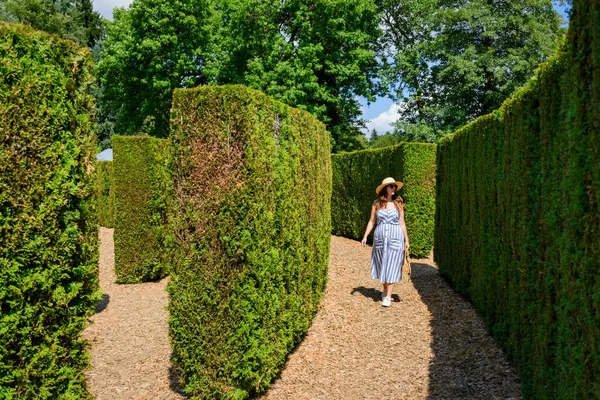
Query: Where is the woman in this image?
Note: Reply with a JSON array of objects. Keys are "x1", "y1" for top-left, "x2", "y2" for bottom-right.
[{"x1": 361, "y1": 177, "x2": 410, "y2": 307}]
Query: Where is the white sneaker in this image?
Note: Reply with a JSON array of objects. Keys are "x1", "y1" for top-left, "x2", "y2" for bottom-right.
[
  {"x1": 381, "y1": 296, "x2": 392, "y2": 307},
  {"x1": 381, "y1": 292, "x2": 386, "y2": 301}
]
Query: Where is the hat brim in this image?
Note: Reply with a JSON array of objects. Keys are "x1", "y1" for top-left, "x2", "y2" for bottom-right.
[{"x1": 376, "y1": 181, "x2": 404, "y2": 195}]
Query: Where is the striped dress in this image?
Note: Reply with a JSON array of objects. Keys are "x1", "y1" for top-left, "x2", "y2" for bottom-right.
[{"x1": 371, "y1": 207, "x2": 405, "y2": 283}]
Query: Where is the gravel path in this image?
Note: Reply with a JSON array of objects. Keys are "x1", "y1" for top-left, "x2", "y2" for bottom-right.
[
  {"x1": 83, "y1": 228, "x2": 184, "y2": 399},
  {"x1": 85, "y1": 229, "x2": 521, "y2": 399}
]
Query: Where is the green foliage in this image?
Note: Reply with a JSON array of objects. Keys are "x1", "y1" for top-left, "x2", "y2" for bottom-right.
[
  {"x1": 368, "y1": 124, "x2": 440, "y2": 148},
  {"x1": 391, "y1": 122, "x2": 440, "y2": 144},
  {"x1": 0, "y1": 22, "x2": 99, "y2": 398},
  {"x1": 214, "y1": 0, "x2": 381, "y2": 152},
  {"x1": 0, "y1": 0, "x2": 105, "y2": 47},
  {"x1": 168, "y1": 85, "x2": 331, "y2": 398},
  {"x1": 96, "y1": 160, "x2": 114, "y2": 228},
  {"x1": 75, "y1": 0, "x2": 105, "y2": 47},
  {"x1": 368, "y1": 131, "x2": 397, "y2": 148},
  {"x1": 91, "y1": 39, "x2": 116, "y2": 151},
  {"x1": 331, "y1": 143, "x2": 436, "y2": 258},
  {"x1": 96, "y1": 0, "x2": 379, "y2": 151},
  {"x1": 378, "y1": 0, "x2": 563, "y2": 134},
  {"x1": 435, "y1": 1, "x2": 599, "y2": 396},
  {"x1": 112, "y1": 136, "x2": 171, "y2": 283},
  {"x1": 96, "y1": 0, "x2": 216, "y2": 138}
]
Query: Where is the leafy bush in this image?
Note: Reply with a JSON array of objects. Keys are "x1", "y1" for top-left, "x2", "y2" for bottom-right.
[
  {"x1": 96, "y1": 160, "x2": 114, "y2": 228},
  {"x1": 331, "y1": 143, "x2": 436, "y2": 258},
  {"x1": 112, "y1": 136, "x2": 171, "y2": 283},
  {"x1": 0, "y1": 22, "x2": 99, "y2": 398},
  {"x1": 435, "y1": 2, "x2": 600, "y2": 397},
  {"x1": 168, "y1": 85, "x2": 332, "y2": 398}
]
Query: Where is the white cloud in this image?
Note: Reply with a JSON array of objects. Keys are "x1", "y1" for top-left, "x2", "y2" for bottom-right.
[
  {"x1": 364, "y1": 103, "x2": 401, "y2": 136},
  {"x1": 95, "y1": 0, "x2": 133, "y2": 20}
]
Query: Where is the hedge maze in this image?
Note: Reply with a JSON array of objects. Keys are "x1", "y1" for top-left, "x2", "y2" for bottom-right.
[
  {"x1": 331, "y1": 143, "x2": 436, "y2": 258},
  {"x1": 435, "y1": 1, "x2": 600, "y2": 398},
  {"x1": 167, "y1": 85, "x2": 332, "y2": 398},
  {"x1": 0, "y1": 23, "x2": 100, "y2": 398},
  {"x1": 5, "y1": 1, "x2": 600, "y2": 397}
]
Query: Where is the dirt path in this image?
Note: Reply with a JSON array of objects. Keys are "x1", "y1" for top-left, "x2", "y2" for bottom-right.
[
  {"x1": 83, "y1": 228, "x2": 184, "y2": 399},
  {"x1": 261, "y1": 237, "x2": 521, "y2": 399},
  {"x1": 85, "y1": 229, "x2": 521, "y2": 399}
]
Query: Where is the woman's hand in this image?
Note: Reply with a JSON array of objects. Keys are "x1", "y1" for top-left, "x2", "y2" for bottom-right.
[
  {"x1": 361, "y1": 237, "x2": 367, "y2": 247},
  {"x1": 405, "y1": 240, "x2": 410, "y2": 251}
]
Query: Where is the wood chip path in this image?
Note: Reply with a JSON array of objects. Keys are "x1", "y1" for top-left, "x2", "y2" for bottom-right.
[{"x1": 85, "y1": 228, "x2": 522, "y2": 399}]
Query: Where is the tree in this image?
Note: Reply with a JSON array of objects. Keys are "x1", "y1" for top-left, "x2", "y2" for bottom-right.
[
  {"x1": 92, "y1": 40, "x2": 115, "y2": 150},
  {"x1": 76, "y1": 0, "x2": 104, "y2": 47},
  {"x1": 369, "y1": 130, "x2": 398, "y2": 148},
  {"x1": 430, "y1": 0, "x2": 563, "y2": 130},
  {"x1": 378, "y1": 0, "x2": 563, "y2": 138},
  {"x1": 213, "y1": 0, "x2": 380, "y2": 152},
  {"x1": 370, "y1": 128, "x2": 379, "y2": 143},
  {"x1": 391, "y1": 122, "x2": 437, "y2": 143},
  {"x1": 97, "y1": 0, "x2": 217, "y2": 138},
  {"x1": 377, "y1": 0, "x2": 436, "y2": 123},
  {"x1": 96, "y1": 0, "x2": 379, "y2": 150},
  {"x1": 0, "y1": 0, "x2": 104, "y2": 47}
]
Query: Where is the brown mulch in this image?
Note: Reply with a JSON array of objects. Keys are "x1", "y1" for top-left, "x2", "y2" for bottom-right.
[
  {"x1": 83, "y1": 228, "x2": 184, "y2": 399},
  {"x1": 85, "y1": 230, "x2": 522, "y2": 399},
  {"x1": 261, "y1": 236, "x2": 522, "y2": 399}
]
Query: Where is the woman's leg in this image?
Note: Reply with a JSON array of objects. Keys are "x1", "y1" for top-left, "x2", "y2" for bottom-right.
[
  {"x1": 385, "y1": 283, "x2": 394, "y2": 298},
  {"x1": 382, "y1": 282, "x2": 388, "y2": 296}
]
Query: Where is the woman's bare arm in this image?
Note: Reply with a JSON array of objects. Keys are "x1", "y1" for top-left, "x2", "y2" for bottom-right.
[
  {"x1": 400, "y1": 207, "x2": 410, "y2": 251},
  {"x1": 361, "y1": 205, "x2": 377, "y2": 246}
]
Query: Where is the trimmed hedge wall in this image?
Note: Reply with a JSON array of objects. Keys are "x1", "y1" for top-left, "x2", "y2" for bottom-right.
[
  {"x1": 168, "y1": 85, "x2": 332, "y2": 398},
  {"x1": 331, "y1": 143, "x2": 436, "y2": 258},
  {"x1": 96, "y1": 160, "x2": 114, "y2": 228},
  {"x1": 0, "y1": 23, "x2": 99, "y2": 398},
  {"x1": 112, "y1": 136, "x2": 171, "y2": 283},
  {"x1": 435, "y1": 1, "x2": 599, "y2": 397}
]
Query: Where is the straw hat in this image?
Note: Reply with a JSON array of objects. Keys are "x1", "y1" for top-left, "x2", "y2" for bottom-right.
[{"x1": 376, "y1": 177, "x2": 404, "y2": 195}]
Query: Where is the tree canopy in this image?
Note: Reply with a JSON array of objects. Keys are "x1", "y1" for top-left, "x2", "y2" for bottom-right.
[
  {"x1": 377, "y1": 0, "x2": 564, "y2": 142},
  {"x1": 97, "y1": 0, "x2": 381, "y2": 151},
  {"x1": 212, "y1": 0, "x2": 381, "y2": 152},
  {"x1": 0, "y1": 0, "x2": 104, "y2": 47},
  {"x1": 95, "y1": 0, "x2": 564, "y2": 151},
  {"x1": 96, "y1": 0, "x2": 217, "y2": 137}
]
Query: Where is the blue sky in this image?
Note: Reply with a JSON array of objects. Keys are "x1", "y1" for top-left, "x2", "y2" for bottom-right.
[{"x1": 93, "y1": 1, "x2": 571, "y2": 137}]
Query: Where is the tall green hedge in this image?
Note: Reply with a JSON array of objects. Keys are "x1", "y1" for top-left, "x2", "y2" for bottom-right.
[
  {"x1": 0, "y1": 23, "x2": 99, "y2": 398},
  {"x1": 96, "y1": 160, "x2": 114, "y2": 228},
  {"x1": 435, "y1": 1, "x2": 599, "y2": 397},
  {"x1": 331, "y1": 143, "x2": 436, "y2": 258},
  {"x1": 112, "y1": 136, "x2": 171, "y2": 283},
  {"x1": 168, "y1": 85, "x2": 332, "y2": 398}
]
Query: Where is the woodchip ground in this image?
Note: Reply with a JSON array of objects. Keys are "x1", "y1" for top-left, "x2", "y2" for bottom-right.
[{"x1": 84, "y1": 228, "x2": 521, "y2": 399}]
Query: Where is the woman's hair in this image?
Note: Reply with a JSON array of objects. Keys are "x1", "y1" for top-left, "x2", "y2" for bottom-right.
[{"x1": 375, "y1": 190, "x2": 404, "y2": 212}]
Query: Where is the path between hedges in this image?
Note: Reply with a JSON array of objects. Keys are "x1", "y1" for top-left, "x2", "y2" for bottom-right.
[{"x1": 85, "y1": 228, "x2": 522, "y2": 399}]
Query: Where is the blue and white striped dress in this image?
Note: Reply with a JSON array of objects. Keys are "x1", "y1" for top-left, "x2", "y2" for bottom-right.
[{"x1": 371, "y1": 207, "x2": 405, "y2": 283}]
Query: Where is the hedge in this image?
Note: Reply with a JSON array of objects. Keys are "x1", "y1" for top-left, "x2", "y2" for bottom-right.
[
  {"x1": 331, "y1": 143, "x2": 436, "y2": 258},
  {"x1": 168, "y1": 85, "x2": 332, "y2": 398},
  {"x1": 434, "y1": 1, "x2": 599, "y2": 397},
  {"x1": 0, "y1": 23, "x2": 99, "y2": 398},
  {"x1": 96, "y1": 160, "x2": 114, "y2": 228},
  {"x1": 112, "y1": 136, "x2": 171, "y2": 283}
]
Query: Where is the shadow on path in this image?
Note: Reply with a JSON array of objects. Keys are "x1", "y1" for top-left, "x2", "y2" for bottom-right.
[
  {"x1": 95, "y1": 293, "x2": 110, "y2": 313},
  {"x1": 410, "y1": 261, "x2": 521, "y2": 399},
  {"x1": 350, "y1": 286, "x2": 401, "y2": 303},
  {"x1": 168, "y1": 355, "x2": 187, "y2": 396}
]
